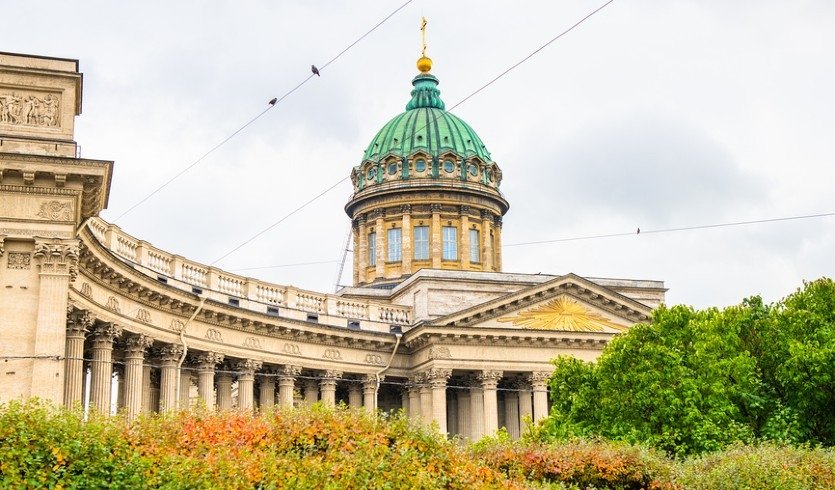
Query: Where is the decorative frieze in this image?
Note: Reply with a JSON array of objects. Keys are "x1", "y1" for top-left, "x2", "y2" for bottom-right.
[
  {"x1": 0, "y1": 91, "x2": 61, "y2": 127},
  {"x1": 428, "y1": 346, "x2": 451, "y2": 360},
  {"x1": 242, "y1": 337, "x2": 262, "y2": 349},
  {"x1": 35, "y1": 200, "x2": 73, "y2": 221},
  {"x1": 322, "y1": 348, "x2": 342, "y2": 360},
  {"x1": 204, "y1": 328, "x2": 223, "y2": 342},
  {"x1": 364, "y1": 353, "x2": 385, "y2": 366},
  {"x1": 6, "y1": 252, "x2": 30, "y2": 269},
  {"x1": 282, "y1": 343, "x2": 301, "y2": 356},
  {"x1": 104, "y1": 296, "x2": 120, "y2": 312}
]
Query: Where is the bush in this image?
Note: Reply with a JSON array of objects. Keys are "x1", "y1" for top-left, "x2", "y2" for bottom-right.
[
  {"x1": 470, "y1": 436, "x2": 679, "y2": 490},
  {"x1": 677, "y1": 443, "x2": 835, "y2": 490}
]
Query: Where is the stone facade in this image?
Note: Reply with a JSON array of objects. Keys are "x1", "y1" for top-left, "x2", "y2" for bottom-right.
[{"x1": 0, "y1": 52, "x2": 665, "y2": 439}]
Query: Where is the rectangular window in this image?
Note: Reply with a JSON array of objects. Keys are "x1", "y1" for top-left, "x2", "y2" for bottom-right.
[
  {"x1": 368, "y1": 232, "x2": 376, "y2": 266},
  {"x1": 469, "y1": 229, "x2": 480, "y2": 263},
  {"x1": 414, "y1": 226, "x2": 429, "y2": 260},
  {"x1": 442, "y1": 226, "x2": 458, "y2": 260},
  {"x1": 387, "y1": 228, "x2": 402, "y2": 261}
]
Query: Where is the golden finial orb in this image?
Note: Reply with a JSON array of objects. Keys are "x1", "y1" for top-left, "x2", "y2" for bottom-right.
[{"x1": 417, "y1": 55, "x2": 432, "y2": 73}]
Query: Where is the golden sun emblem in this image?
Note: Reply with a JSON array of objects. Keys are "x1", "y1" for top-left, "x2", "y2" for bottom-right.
[{"x1": 497, "y1": 296, "x2": 628, "y2": 332}]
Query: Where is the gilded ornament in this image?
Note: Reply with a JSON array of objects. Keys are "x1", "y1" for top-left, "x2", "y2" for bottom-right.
[{"x1": 497, "y1": 296, "x2": 627, "y2": 332}]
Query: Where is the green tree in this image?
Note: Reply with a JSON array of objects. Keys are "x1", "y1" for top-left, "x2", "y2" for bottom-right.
[{"x1": 541, "y1": 279, "x2": 835, "y2": 455}]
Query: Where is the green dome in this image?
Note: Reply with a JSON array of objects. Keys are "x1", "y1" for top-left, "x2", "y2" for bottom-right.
[{"x1": 362, "y1": 74, "x2": 492, "y2": 162}]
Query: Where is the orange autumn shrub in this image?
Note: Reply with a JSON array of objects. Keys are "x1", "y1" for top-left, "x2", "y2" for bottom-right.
[{"x1": 470, "y1": 435, "x2": 679, "y2": 490}]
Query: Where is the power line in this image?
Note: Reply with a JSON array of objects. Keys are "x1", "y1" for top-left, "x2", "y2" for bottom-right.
[
  {"x1": 211, "y1": 176, "x2": 350, "y2": 265},
  {"x1": 504, "y1": 211, "x2": 835, "y2": 248},
  {"x1": 229, "y1": 260, "x2": 340, "y2": 272},
  {"x1": 112, "y1": 0, "x2": 415, "y2": 222}
]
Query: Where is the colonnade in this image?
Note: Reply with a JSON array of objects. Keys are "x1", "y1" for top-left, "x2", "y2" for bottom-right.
[
  {"x1": 64, "y1": 308, "x2": 551, "y2": 439},
  {"x1": 403, "y1": 369, "x2": 551, "y2": 439}
]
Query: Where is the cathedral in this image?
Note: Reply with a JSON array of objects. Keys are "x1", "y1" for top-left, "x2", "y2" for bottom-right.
[{"x1": 0, "y1": 48, "x2": 664, "y2": 439}]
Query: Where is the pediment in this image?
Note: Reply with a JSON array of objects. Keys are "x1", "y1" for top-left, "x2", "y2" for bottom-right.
[{"x1": 427, "y1": 273, "x2": 651, "y2": 332}]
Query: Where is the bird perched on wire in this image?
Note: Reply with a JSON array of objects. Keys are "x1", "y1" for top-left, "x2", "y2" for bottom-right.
[
  {"x1": 637, "y1": 227, "x2": 641, "y2": 234},
  {"x1": 311, "y1": 65, "x2": 320, "y2": 76},
  {"x1": 268, "y1": 97, "x2": 277, "y2": 106}
]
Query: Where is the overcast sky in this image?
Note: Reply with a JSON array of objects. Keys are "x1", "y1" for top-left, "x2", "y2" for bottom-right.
[{"x1": 6, "y1": 1, "x2": 834, "y2": 308}]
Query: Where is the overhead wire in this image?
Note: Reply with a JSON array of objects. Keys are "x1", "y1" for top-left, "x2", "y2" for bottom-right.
[{"x1": 111, "y1": 0, "x2": 415, "y2": 222}]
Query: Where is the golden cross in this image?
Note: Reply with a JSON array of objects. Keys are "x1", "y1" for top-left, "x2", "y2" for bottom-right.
[{"x1": 420, "y1": 17, "x2": 428, "y2": 57}]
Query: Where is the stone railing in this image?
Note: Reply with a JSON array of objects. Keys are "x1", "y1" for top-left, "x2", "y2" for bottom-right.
[{"x1": 85, "y1": 217, "x2": 411, "y2": 327}]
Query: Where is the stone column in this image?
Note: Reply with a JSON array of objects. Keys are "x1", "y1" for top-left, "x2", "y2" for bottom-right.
[
  {"x1": 469, "y1": 378, "x2": 485, "y2": 440},
  {"x1": 278, "y1": 365, "x2": 301, "y2": 407},
  {"x1": 481, "y1": 210, "x2": 494, "y2": 271},
  {"x1": 156, "y1": 345, "x2": 184, "y2": 412},
  {"x1": 479, "y1": 370, "x2": 503, "y2": 436},
  {"x1": 123, "y1": 334, "x2": 152, "y2": 421},
  {"x1": 88, "y1": 322, "x2": 122, "y2": 414},
  {"x1": 236, "y1": 360, "x2": 262, "y2": 411},
  {"x1": 179, "y1": 366, "x2": 193, "y2": 409},
  {"x1": 400, "y1": 204, "x2": 412, "y2": 272},
  {"x1": 457, "y1": 392, "x2": 471, "y2": 439},
  {"x1": 400, "y1": 387, "x2": 410, "y2": 415},
  {"x1": 348, "y1": 381, "x2": 362, "y2": 409},
  {"x1": 352, "y1": 220, "x2": 361, "y2": 285},
  {"x1": 148, "y1": 370, "x2": 160, "y2": 413},
  {"x1": 504, "y1": 392, "x2": 520, "y2": 439},
  {"x1": 517, "y1": 381, "x2": 534, "y2": 432},
  {"x1": 142, "y1": 365, "x2": 153, "y2": 412},
  {"x1": 430, "y1": 204, "x2": 442, "y2": 268},
  {"x1": 418, "y1": 374, "x2": 432, "y2": 424},
  {"x1": 193, "y1": 352, "x2": 224, "y2": 409},
  {"x1": 493, "y1": 216, "x2": 503, "y2": 271},
  {"x1": 361, "y1": 374, "x2": 379, "y2": 412},
  {"x1": 303, "y1": 379, "x2": 319, "y2": 405},
  {"x1": 460, "y1": 206, "x2": 471, "y2": 268},
  {"x1": 448, "y1": 393, "x2": 458, "y2": 435},
  {"x1": 407, "y1": 378, "x2": 421, "y2": 420},
  {"x1": 215, "y1": 365, "x2": 234, "y2": 410},
  {"x1": 427, "y1": 368, "x2": 451, "y2": 433},
  {"x1": 319, "y1": 370, "x2": 341, "y2": 407},
  {"x1": 258, "y1": 372, "x2": 276, "y2": 409},
  {"x1": 64, "y1": 310, "x2": 92, "y2": 408},
  {"x1": 530, "y1": 371, "x2": 551, "y2": 422},
  {"x1": 357, "y1": 216, "x2": 368, "y2": 283},
  {"x1": 373, "y1": 208, "x2": 385, "y2": 277},
  {"x1": 31, "y1": 239, "x2": 79, "y2": 402}
]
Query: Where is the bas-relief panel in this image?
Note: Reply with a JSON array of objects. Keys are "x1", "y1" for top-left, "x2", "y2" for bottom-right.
[
  {"x1": 426, "y1": 288, "x2": 504, "y2": 317},
  {"x1": 0, "y1": 193, "x2": 75, "y2": 223},
  {"x1": 0, "y1": 89, "x2": 61, "y2": 128}
]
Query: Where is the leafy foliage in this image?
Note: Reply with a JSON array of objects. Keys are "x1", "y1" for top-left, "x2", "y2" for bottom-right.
[{"x1": 539, "y1": 278, "x2": 835, "y2": 456}]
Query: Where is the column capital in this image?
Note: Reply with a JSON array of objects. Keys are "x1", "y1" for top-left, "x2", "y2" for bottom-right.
[
  {"x1": 430, "y1": 203, "x2": 442, "y2": 213},
  {"x1": 124, "y1": 334, "x2": 153, "y2": 357},
  {"x1": 324, "y1": 369, "x2": 343, "y2": 380},
  {"x1": 426, "y1": 368, "x2": 452, "y2": 388},
  {"x1": 361, "y1": 373, "x2": 381, "y2": 388},
  {"x1": 278, "y1": 364, "x2": 301, "y2": 379},
  {"x1": 67, "y1": 309, "x2": 93, "y2": 336},
  {"x1": 33, "y1": 237, "x2": 80, "y2": 279},
  {"x1": 480, "y1": 209, "x2": 493, "y2": 220},
  {"x1": 478, "y1": 370, "x2": 503, "y2": 389},
  {"x1": 493, "y1": 215, "x2": 503, "y2": 228},
  {"x1": 192, "y1": 351, "x2": 224, "y2": 369},
  {"x1": 528, "y1": 371, "x2": 552, "y2": 390},
  {"x1": 90, "y1": 322, "x2": 122, "y2": 346},
  {"x1": 155, "y1": 344, "x2": 184, "y2": 364},
  {"x1": 371, "y1": 208, "x2": 385, "y2": 220},
  {"x1": 236, "y1": 359, "x2": 263, "y2": 375},
  {"x1": 357, "y1": 214, "x2": 367, "y2": 225},
  {"x1": 400, "y1": 204, "x2": 412, "y2": 214},
  {"x1": 460, "y1": 205, "x2": 470, "y2": 215}
]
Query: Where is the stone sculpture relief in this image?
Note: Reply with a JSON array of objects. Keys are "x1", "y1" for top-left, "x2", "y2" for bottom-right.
[
  {"x1": 35, "y1": 201, "x2": 72, "y2": 221},
  {"x1": 7, "y1": 252, "x2": 30, "y2": 269},
  {"x1": 0, "y1": 92, "x2": 61, "y2": 127}
]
